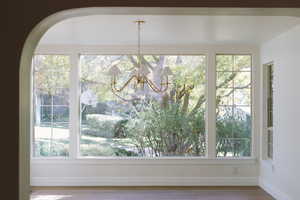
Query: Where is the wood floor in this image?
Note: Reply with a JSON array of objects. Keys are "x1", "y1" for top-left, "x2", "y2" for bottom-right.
[{"x1": 31, "y1": 186, "x2": 274, "y2": 200}]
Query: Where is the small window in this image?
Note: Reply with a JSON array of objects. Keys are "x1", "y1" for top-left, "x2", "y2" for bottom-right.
[
  {"x1": 216, "y1": 55, "x2": 252, "y2": 157},
  {"x1": 266, "y1": 63, "x2": 274, "y2": 159},
  {"x1": 32, "y1": 55, "x2": 71, "y2": 157}
]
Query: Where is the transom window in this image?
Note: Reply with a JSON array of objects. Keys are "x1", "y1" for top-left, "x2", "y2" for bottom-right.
[{"x1": 32, "y1": 53, "x2": 253, "y2": 158}]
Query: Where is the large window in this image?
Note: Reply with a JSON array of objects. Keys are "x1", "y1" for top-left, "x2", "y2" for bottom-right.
[
  {"x1": 33, "y1": 55, "x2": 71, "y2": 157},
  {"x1": 79, "y1": 55, "x2": 206, "y2": 157},
  {"x1": 32, "y1": 51, "x2": 254, "y2": 159},
  {"x1": 216, "y1": 55, "x2": 252, "y2": 157}
]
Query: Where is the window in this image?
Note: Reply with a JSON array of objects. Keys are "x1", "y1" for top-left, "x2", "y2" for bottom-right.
[
  {"x1": 79, "y1": 55, "x2": 207, "y2": 157},
  {"x1": 266, "y1": 63, "x2": 274, "y2": 159},
  {"x1": 216, "y1": 55, "x2": 252, "y2": 157},
  {"x1": 32, "y1": 51, "x2": 255, "y2": 159},
  {"x1": 32, "y1": 55, "x2": 71, "y2": 157}
]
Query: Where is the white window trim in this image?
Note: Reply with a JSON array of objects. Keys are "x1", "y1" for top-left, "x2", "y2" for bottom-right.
[{"x1": 31, "y1": 44, "x2": 259, "y2": 163}]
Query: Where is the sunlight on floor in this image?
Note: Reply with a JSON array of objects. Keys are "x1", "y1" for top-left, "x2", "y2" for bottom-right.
[{"x1": 31, "y1": 195, "x2": 72, "y2": 200}]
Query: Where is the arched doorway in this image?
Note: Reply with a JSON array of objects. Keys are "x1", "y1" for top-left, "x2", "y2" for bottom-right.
[{"x1": 19, "y1": 7, "x2": 300, "y2": 200}]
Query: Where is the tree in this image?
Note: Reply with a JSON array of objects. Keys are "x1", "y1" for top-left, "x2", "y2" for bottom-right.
[
  {"x1": 34, "y1": 55, "x2": 70, "y2": 96},
  {"x1": 33, "y1": 55, "x2": 71, "y2": 123}
]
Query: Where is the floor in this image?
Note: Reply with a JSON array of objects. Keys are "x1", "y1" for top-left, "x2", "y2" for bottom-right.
[{"x1": 31, "y1": 187, "x2": 274, "y2": 200}]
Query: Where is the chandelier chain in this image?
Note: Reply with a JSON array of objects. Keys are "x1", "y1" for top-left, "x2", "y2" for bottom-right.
[{"x1": 137, "y1": 20, "x2": 144, "y2": 69}]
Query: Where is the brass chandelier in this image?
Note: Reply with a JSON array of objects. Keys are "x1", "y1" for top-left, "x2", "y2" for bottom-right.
[{"x1": 108, "y1": 20, "x2": 173, "y2": 100}]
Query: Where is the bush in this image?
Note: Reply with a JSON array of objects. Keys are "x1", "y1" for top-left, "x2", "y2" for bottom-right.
[
  {"x1": 34, "y1": 139, "x2": 69, "y2": 157},
  {"x1": 80, "y1": 144, "x2": 138, "y2": 157},
  {"x1": 84, "y1": 114, "x2": 123, "y2": 138},
  {"x1": 125, "y1": 102, "x2": 206, "y2": 157},
  {"x1": 216, "y1": 107, "x2": 251, "y2": 157}
]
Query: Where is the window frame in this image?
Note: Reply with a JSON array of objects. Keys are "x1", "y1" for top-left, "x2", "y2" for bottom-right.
[{"x1": 31, "y1": 44, "x2": 258, "y2": 163}]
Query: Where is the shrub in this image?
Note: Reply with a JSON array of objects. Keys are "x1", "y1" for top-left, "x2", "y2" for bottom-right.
[
  {"x1": 80, "y1": 144, "x2": 138, "y2": 157},
  {"x1": 34, "y1": 139, "x2": 69, "y2": 157},
  {"x1": 125, "y1": 102, "x2": 206, "y2": 157},
  {"x1": 84, "y1": 114, "x2": 123, "y2": 138}
]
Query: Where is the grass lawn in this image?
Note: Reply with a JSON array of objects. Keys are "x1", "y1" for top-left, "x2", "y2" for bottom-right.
[{"x1": 34, "y1": 125, "x2": 137, "y2": 157}]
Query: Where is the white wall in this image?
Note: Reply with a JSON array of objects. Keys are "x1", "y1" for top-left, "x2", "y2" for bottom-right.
[
  {"x1": 260, "y1": 25, "x2": 300, "y2": 200},
  {"x1": 31, "y1": 159, "x2": 258, "y2": 186}
]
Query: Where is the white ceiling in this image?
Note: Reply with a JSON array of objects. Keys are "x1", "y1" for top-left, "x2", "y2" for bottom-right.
[{"x1": 39, "y1": 15, "x2": 300, "y2": 45}]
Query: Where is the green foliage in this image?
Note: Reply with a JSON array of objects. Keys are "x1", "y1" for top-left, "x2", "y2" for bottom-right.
[
  {"x1": 84, "y1": 114, "x2": 123, "y2": 138},
  {"x1": 125, "y1": 102, "x2": 206, "y2": 156},
  {"x1": 114, "y1": 119, "x2": 129, "y2": 138},
  {"x1": 216, "y1": 107, "x2": 251, "y2": 157},
  {"x1": 80, "y1": 55, "x2": 136, "y2": 102},
  {"x1": 80, "y1": 144, "x2": 138, "y2": 157},
  {"x1": 34, "y1": 55, "x2": 71, "y2": 95},
  {"x1": 34, "y1": 140, "x2": 69, "y2": 157}
]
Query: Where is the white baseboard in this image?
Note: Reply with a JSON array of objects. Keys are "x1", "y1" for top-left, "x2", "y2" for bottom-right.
[
  {"x1": 259, "y1": 178, "x2": 292, "y2": 200},
  {"x1": 31, "y1": 176, "x2": 258, "y2": 187}
]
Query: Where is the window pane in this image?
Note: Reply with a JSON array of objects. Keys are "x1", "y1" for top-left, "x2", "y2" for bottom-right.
[
  {"x1": 216, "y1": 55, "x2": 252, "y2": 157},
  {"x1": 40, "y1": 94, "x2": 52, "y2": 105},
  {"x1": 267, "y1": 64, "x2": 274, "y2": 127},
  {"x1": 33, "y1": 55, "x2": 70, "y2": 157},
  {"x1": 234, "y1": 72, "x2": 251, "y2": 88},
  {"x1": 40, "y1": 106, "x2": 52, "y2": 123},
  {"x1": 234, "y1": 55, "x2": 251, "y2": 71},
  {"x1": 80, "y1": 55, "x2": 206, "y2": 157},
  {"x1": 53, "y1": 106, "x2": 69, "y2": 122},
  {"x1": 217, "y1": 106, "x2": 233, "y2": 121},
  {"x1": 216, "y1": 55, "x2": 233, "y2": 71},
  {"x1": 217, "y1": 88, "x2": 233, "y2": 105},
  {"x1": 217, "y1": 72, "x2": 234, "y2": 88},
  {"x1": 267, "y1": 130, "x2": 273, "y2": 159},
  {"x1": 266, "y1": 63, "x2": 274, "y2": 159},
  {"x1": 234, "y1": 89, "x2": 251, "y2": 106},
  {"x1": 53, "y1": 89, "x2": 70, "y2": 105}
]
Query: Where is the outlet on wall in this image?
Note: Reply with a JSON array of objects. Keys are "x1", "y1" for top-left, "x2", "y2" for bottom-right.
[
  {"x1": 233, "y1": 167, "x2": 239, "y2": 175},
  {"x1": 271, "y1": 164, "x2": 275, "y2": 172}
]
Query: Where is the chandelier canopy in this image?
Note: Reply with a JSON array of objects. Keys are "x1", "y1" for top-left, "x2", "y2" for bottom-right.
[{"x1": 107, "y1": 20, "x2": 173, "y2": 101}]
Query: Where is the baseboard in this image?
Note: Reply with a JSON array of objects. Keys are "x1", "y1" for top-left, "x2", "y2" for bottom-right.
[
  {"x1": 259, "y1": 178, "x2": 292, "y2": 200},
  {"x1": 31, "y1": 176, "x2": 258, "y2": 187}
]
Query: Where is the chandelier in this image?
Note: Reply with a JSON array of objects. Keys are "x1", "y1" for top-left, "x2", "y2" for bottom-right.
[{"x1": 108, "y1": 20, "x2": 173, "y2": 101}]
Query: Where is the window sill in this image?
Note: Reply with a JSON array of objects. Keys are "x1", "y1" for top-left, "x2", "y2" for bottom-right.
[{"x1": 31, "y1": 157, "x2": 257, "y2": 166}]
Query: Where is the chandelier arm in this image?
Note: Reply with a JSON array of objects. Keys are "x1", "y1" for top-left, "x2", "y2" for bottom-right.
[
  {"x1": 160, "y1": 76, "x2": 169, "y2": 92},
  {"x1": 146, "y1": 77, "x2": 168, "y2": 93},
  {"x1": 145, "y1": 78, "x2": 161, "y2": 92},
  {"x1": 146, "y1": 76, "x2": 169, "y2": 93},
  {"x1": 111, "y1": 75, "x2": 137, "y2": 92},
  {"x1": 111, "y1": 87, "x2": 136, "y2": 102}
]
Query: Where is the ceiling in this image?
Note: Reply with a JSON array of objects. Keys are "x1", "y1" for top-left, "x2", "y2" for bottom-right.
[{"x1": 39, "y1": 15, "x2": 300, "y2": 46}]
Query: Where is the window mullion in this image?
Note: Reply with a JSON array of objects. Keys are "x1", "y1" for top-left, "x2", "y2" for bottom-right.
[
  {"x1": 207, "y1": 52, "x2": 217, "y2": 158},
  {"x1": 69, "y1": 52, "x2": 80, "y2": 159}
]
